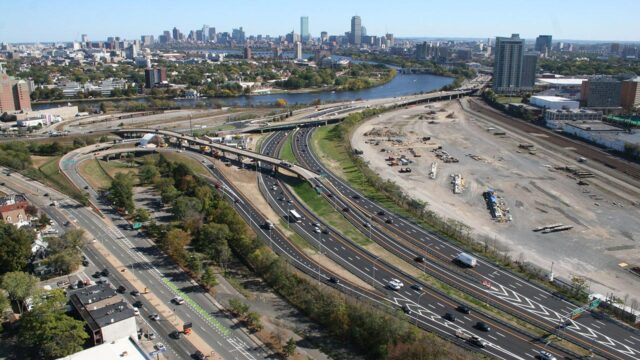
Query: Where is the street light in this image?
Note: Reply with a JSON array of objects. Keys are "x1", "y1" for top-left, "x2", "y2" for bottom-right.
[{"x1": 416, "y1": 292, "x2": 426, "y2": 326}]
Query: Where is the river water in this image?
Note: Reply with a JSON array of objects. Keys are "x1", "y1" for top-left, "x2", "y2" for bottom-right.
[{"x1": 34, "y1": 68, "x2": 453, "y2": 110}]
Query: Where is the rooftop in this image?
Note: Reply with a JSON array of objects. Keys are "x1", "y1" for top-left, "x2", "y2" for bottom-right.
[
  {"x1": 57, "y1": 336, "x2": 147, "y2": 360},
  {"x1": 537, "y1": 78, "x2": 587, "y2": 86},
  {"x1": 530, "y1": 95, "x2": 575, "y2": 102},
  {"x1": 72, "y1": 282, "x2": 117, "y2": 305},
  {"x1": 90, "y1": 300, "x2": 135, "y2": 327},
  {"x1": 566, "y1": 121, "x2": 623, "y2": 132}
]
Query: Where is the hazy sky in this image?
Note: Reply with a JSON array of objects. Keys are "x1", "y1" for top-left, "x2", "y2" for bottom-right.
[{"x1": 2, "y1": 0, "x2": 639, "y2": 43}]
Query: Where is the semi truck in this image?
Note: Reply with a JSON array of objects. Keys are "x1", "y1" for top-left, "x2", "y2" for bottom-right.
[{"x1": 455, "y1": 252, "x2": 478, "y2": 267}]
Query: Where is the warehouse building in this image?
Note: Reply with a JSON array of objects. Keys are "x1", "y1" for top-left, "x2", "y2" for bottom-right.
[{"x1": 530, "y1": 95, "x2": 579, "y2": 110}]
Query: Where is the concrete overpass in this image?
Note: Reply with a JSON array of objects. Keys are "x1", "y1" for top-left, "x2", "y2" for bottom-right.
[{"x1": 114, "y1": 128, "x2": 320, "y2": 180}]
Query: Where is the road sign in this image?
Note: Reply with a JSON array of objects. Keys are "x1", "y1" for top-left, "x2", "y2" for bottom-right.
[{"x1": 589, "y1": 298, "x2": 601, "y2": 310}]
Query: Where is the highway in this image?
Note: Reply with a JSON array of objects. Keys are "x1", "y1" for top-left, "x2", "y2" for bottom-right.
[
  {"x1": 291, "y1": 124, "x2": 640, "y2": 360},
  {"x1": 58, "y1": 148, "x2": 271, "y2": 360},
  {"x1": 256, "y1": 131, "x2": 574, "y2": 360}
]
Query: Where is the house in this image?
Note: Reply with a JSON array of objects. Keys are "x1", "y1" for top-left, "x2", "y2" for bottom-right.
[
  {"x1": 1, "y1": 207, "x2": 29, "y2": 228},
  {"x1": 0, "y1": 194, "x2": 31, "y2": 228}
]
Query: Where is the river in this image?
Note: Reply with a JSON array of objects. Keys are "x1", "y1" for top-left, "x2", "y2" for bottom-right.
[{"x1": 33, "y1": 67, "x2": 453, "y2": 110}]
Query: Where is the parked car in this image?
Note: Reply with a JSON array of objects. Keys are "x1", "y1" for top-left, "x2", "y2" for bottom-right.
[
  {"x1": 131, "y1": 290, "x2": 140, "y2": 296},
  {"x1": 170, "y1": 330, "x2": 181, "y2": 339},
  {"x1": 154, "y1": 343, "x2": 166, "y2": 351},
  {"x1": 117, "y1": 285, "x2": 126, "y2": 294},
  {"x1": 193, "y1": 350, "x2": 205, "y2": 360}
]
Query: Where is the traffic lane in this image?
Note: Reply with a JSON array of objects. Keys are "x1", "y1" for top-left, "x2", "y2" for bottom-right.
[
  {"x1": 69, "y1": 147, "x2": 277, "y2": 359},
  {"x1": 259, "y1": 137, "x2": 546, "y2": 359},
  {"x1": 297, "y1": 128, "x2": 639, "y2": 359}
]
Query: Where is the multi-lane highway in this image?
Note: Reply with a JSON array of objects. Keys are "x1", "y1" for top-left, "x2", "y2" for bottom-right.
[
  {"x1": 57, "y1": 148, "x2": 271, "y2": 360},
  {"x1": 290, "y1": 125, "x2": 640, "y2": 360},
  {"x1": 256, "y1": 131, "x2": 575, "y2": 360}
]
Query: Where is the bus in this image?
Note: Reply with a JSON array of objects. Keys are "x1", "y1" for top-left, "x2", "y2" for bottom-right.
[{"x1": 289, "y1": 209, "x2": 302, "y2": 223}]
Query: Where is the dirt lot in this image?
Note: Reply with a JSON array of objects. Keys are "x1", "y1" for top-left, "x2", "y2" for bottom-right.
[{"x1": 352, "y1": 100, "x2": 640, "y2": 301}]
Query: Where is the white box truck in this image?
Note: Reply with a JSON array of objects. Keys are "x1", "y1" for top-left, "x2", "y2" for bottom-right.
[{"x1": 455, "y1": 253, "x2": 477, "y2": 267}]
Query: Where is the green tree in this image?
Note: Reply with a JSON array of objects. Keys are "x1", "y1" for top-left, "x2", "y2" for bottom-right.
[
  {"x1": 45, "y1": 252, "x2": 82, "y2": 275},
  {"x1": 162, "y1": 228, "x2": 191, "y2": 262},
  {"x1": 108, "y1": 172, "x2": 135, "y2": 213},
  {"x1": 228, "y1": 298, "x2": 250, "y2": 317},
  {"x1": 0, "y1": 222, "x2": 35, "y2": 274},
  {"x1": 138, "y1": 163, "x2": 160, "y2": 184},
  {"x1": 283, "y1": 338, "x2": 297, "y2": 358},
  {"x1": 1, "y1": 271, "x2": 39, "y2": 314},
  {"x1": 134, "y1": 208, "x2": 151, "y2": 223},
  {"x1": 18, "y1": 296, "x2": 88, "y2": 359},
  {"x1": 201, "y1": 266, "x2": 218, "y2": 289}
]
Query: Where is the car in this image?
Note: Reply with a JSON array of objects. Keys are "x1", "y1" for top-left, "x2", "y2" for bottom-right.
[
  {"x1": 117, "y1": 285, "x2": 126, "y2": 294},
  {"x1": 154, "y1": 343, "x2": 166, "y2": 351},
  {"x1": 133, "y1": 308, "x2": 140, "y2": 316},
  {"x1": 388, "y1": 279, "x2": 404, "y2": 290},
  {"x1": 326, "y1": 193, "x2": 333, "y2": 198},
  {"x1": 49, "y1": 202, "x2": 56, "y2": 206},
  {"x1": 363, "y1": 222, "x2": 371, "y2": 228},
  {"x1": 414, "y1": 256, "x2": 426, "y2": 263},
  {"x1": 64, "y1": 221, "x2": 70, "y2": 226},
  {"x1": 469, "y1": 335, "x2": 486, "y2": 348},
  {"x1": 312, "y1": 222, "x2": 321, "y2": 228},
  {"x1": 401, "y1": 304, "x2": 412, "y2": 314},
  {"x1": 147, "y1": 332, "x2": 156, "y2": 340},
  {"x1": 76, "y1": 280, "x2": 85, "y2": 289},
  {"x1": 0, "y1": 182, "x2": 4, "y2": 186},
  {"x1": 456, "y1": 305, "x2": 471, "y2": 314},
  {"x1": 342, "y1": 207, "x2": 350, "y2": 212},
  {"x1": 444, "y1": 313, "x2": 456, "y2": 322},
  {"x1": 385, "y1": 218, "x2": 394, "y2": 224},
  {"x1": 410, "y1": 284, "x2": 423, "y2": 291},
  {"x1": 43, "y1": 193, "x2": 49, "y2": 197},
  {"x1": 92, "y1": 271, "x2": 102, "y2": 278},
  {"x1": 101, "y1": 268, "x2": 110, "y2": 277},
  {"x1": 377, "y1": 210, "x2": 385, "y2": 216},
  {"x1": 328, "y1": 277, "x2": 339, "y2": 284},
  {"x1": 538, "y1": 351, "x2": 557, "y2": 360},
  {"x1": 96, "y1": 278, "x2": 109, "y2": 284},
  {"x1": 84, "y1": 185, "x2": 89, "y2": 190},
  {"x1": 352, "y1": 194, "x2": 361, "y2": 200},
  {"x1": 131, "y1": 290, "x2": 140, "y2": 296},
  {"x1": 150, "y1": 313, "x2": 161, "y2": 321},
  {"x1": 170, "y1": 330, "x2": 181, "y2": 339},
  {"x1": 313, "y1": 227, "x2": 321, "y2": 234},
  {"x1": 193, "y1": 350, "x2": 206, "y2": 360},
  {"x1": 172, "y1": 296, "x2": 185, "y2": 305},
  {"x1": 81, "y1": 259, "x2": 89, "y2": 266},
  {"x1": 321, "y1": 228, "x2": 329, "y2": 234},
  {"x1": 133, "y1": 301, "x2": 143, "y2": 308},
  {"x1": 476, "y1": 321, "x2": 491, "y2": 332}
]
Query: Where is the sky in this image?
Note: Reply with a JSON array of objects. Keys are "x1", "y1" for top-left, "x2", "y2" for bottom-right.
[{"x1": 1, "y1": 0, "x2": 639, "y2": 43}]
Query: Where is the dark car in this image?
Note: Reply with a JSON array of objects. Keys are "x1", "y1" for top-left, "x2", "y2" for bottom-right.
[
  {"x1": 377, "y1": 210, "x2": 385, "y2": 216},
  {"x1": 133, "y1": 301, "x2": 143, "y2": 308},
  {"x1": 385, "y1": 218, "x2": 394, "y2": 224},
  {"x1": 117, "y1": 285, "x2": 126, "y2": 294},
  {"x1": 342, "y1": 207, "x2": 350, "y2": 212},
  {"x1": 476, "y1": 321, "x2": 491, "y2": 332},
  {"x1": 444, "y1": 313, "x2": 456, "y2": 322},
  {"x1": 457, "y1": 305, "x2": 471, "y2": 314},
  {"x1": 101, "y1": 268, "x2": 110, "y2": 277},
  {"x1": 414, "y1": 256, "x2": 426, "y2": 263},
  {"x1": 352, "y1": 194, "x2": 361, "y2": 200},
  {"x1": 401, "y1": 304, "x2": 412, "y2": 314},
  {"x1": 43, "y1": 193, "x2": 49, "y2": 197},
  {"x1": 131, "y1": 290, "x2": 140, "y2": 296},
  {"x1": 193, "y1": 350, "x2": 206, "y2": 360},
  {"x1": 0, "y1": 182, "x2": 4, "y2": 186},
  {"x1": 93, "y1": 271, "x2": 102, "y2": 278},
  {"x1": 81, "y1": 259, "x2": 90, "y2": 267},
  {"x1": 84, "y1": 185, "x2": 89, "y2": 190},
  {"x1": 410, "y1": 284, "x2": 423, "y2": 291},
  {"x1": 328, "y1": 277, "x2": 339, "y2": 284},
  {"x1": 170, "y1": 330, "x2": 181, "y2": 339}
]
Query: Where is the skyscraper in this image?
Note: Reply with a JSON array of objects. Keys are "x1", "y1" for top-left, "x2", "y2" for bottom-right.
[
  {"x1": 295, "y1": 41, "x2": 303, "y2": 60},
  {"x1": 172, "y1": 27, "x2": 179, "y2": 42},
  {"x1": 81, "y1": 34, "x2": 89, "y2": 43},
  {"x1": 521, "y1": 52, "x2": 539, "y2": 89},
  {"x1": 493, "y1": 34, "x2": 524, "y2": 93},
  {"x1": 0, "y1": 72, "x2": 31, "y2": 113},
  {"x1": 350, "y1": 16, "x2": 362, "y2": 46},
  {"x1": 300, "y1": 16, "x2": 309, "y2": 42},
  {"x1": 534, "y1": 35, "x2": 552, "y2": 56}
]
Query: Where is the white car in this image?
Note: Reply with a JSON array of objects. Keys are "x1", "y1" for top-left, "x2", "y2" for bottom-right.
[
  {"x1": 172, "y1": 296, "x2": 185, "y2": 305},
  {"x1": 154, "y1": 342, "x2": 166, "y2": 351},
  {"x1": 538, "y1": 351, "x2": 556, "y2": 360},
  {"x1": 133, "y1": 308, "x2": 140, "y2": 316},
  {"x1": 388, "y1": 279, "x2": 404, "y2": 290}
]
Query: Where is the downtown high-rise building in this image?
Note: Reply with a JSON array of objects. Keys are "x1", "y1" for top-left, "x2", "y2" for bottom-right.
[
  {"x1": 295, "y1": 41, "x2": 303, "y2": 60},
  {"x1": 493, "y1": 34, "x2": 525, "y2": 93},
  {"x1": 534, "y1": 35, "x2": 552, "y2": 56},
  {"x1": 202, "y1": 25, "x2": 210, "y2": 41},
  {"x1": 521, "y1": 52, "x2": 539, "y2": 90},
  {"x1": 300, "y1": 16, "x2": 309, "y2": 42},
  {"x1": 350, "y1": 16, "x2": 362, "y2": 46}
]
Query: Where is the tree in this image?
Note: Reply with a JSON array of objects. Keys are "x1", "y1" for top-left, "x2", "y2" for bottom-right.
[
  {"x1": 0, "y1": 222, "x2": 35, "y2": 274},
  {"x1": 18, "y1": 298, "x2": 88, "y2": 359},
  {"x1": 108, "y1": 173, "x2": 135, "y2": 213},
  {"x1": 38, "y1": 213, "x2": 51, "y2": 228},
  {"x1": 139, "y1": 163, "x2": 160, "y2": 184},
  {"x1": 201, "y1": 266, "x2": 218, "y2": 289},
  {"x1": 283, "y1": 338, "x2": 297, "y2": 358},
  {"x1": 1, "y1": 271, "x2": 39, "y2": 314},
  {"x1": 134, "y1": 208, "x2": 151, "y2": 223},
  {"x1": 172, "y1": 196, "x2": 203, "y2": 223},
  {"x1": 228, "y1": 298, "x2": 249, "y2": 317},
  {"x1": 45, "y1": 252, "x2": 82, "y2": 275},
  {"x1": 245, "y1": 311, "x2": 263, "y2": 332},
  {"x1": 163, "y1": 228, "x2": 191, "y2": 261},
  {"x1": 274, "y1": 98, "x2": 288, "y2": 107}
]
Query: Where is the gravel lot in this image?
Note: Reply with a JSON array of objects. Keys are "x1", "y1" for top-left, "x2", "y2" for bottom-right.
[{"x1": 351, "y1": 100, "x2": 640, "y2": 301}]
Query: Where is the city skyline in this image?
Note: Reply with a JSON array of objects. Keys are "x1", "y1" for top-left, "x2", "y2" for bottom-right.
[{"x1": 1, "y1": 0, "x2": 639, "y2": 43}]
